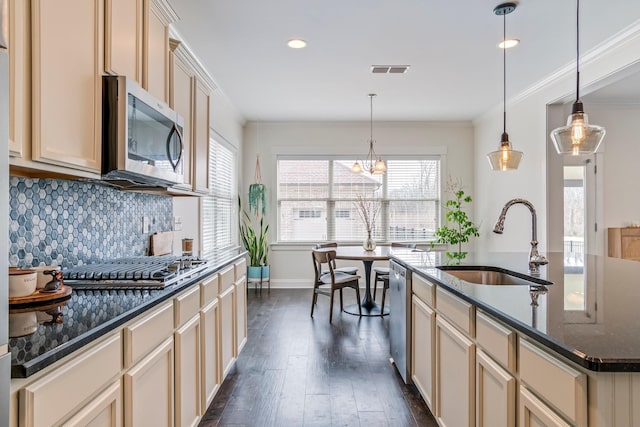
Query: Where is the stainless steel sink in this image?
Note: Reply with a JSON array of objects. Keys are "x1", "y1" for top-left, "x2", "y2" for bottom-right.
[{"x1": 437, "y1": 266, "x2": 552, "y2": 287}]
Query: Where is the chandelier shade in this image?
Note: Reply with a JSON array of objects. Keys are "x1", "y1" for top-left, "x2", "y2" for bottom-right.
[{"x1": 550, "y1": 0, "x2": 605, "y2": 155}]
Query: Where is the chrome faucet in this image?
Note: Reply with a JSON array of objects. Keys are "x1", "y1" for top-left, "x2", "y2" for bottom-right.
[{"x1": 493, "y1": 198, "x2": 548, "y2": 275}]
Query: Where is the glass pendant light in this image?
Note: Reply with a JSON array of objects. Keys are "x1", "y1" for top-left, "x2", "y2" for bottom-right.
[
  {"x1": 487, "y1": 3, "x2": 523, "y2": 171},
  {"x1": 550, "y1": 0, "x2": 605, "y2": 155},
  {"x1": 352, "y1": 94, "x2": 387, "y2": 175}
]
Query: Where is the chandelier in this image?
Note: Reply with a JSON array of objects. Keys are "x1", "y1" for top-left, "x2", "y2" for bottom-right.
[{"x1": 351, "y1": 94, "x2": 386, "y2": 175}]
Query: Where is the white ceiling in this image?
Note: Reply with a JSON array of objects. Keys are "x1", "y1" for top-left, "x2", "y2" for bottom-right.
[{"x1": 171, "y1": 0, "x2": 640, "y2": 122}]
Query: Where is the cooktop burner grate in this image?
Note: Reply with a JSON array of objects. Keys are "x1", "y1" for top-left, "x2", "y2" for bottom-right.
[{"x1": 62, "y1": 256, "x2": 208, "y2": 289}]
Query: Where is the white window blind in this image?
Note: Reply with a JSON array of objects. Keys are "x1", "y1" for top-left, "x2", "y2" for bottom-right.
[
  {"x1": 277, "y1": 158, "x2": 440, "y2": 242},
  {"x1": 202, "y1": 136, "x2": 237, "y2": 260}
]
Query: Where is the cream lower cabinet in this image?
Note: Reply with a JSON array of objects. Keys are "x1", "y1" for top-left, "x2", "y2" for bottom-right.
[
  {"x1": 175, "y1": 315, "x2": 201, "y2": 427},
  {"x1": 520, "y1": 385, "x2": 571, "y2": 427},
  {"x1": 20, "y1": 334, "x2": 121, "y2": 427},
  {"x1": 219, "y1": 284, "x2": 236, "y2": 379},
  {"x1": 64, "y1": 380, "x2": 122, "y2": 427},
  {"x1": 124, "y1": 337, "x2": 174, "y2": 427},
  {"x1": 435, "y1": 315, "x2": 475, "y2": 427},
  {"x1": 201, "y1": 299, "x2": 220, "y2": 411},
  {"x1": 235, "y1": 276, "x2": 247, "y2": 355},
  {"x1": 476, "y1": 349, "x2": 516, "y2": 427},
  {"x1": 411, "y1": 294, "x2": 435, "y2": 410}
]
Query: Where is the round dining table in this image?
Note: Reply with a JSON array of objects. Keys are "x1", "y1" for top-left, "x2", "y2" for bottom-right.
[{"x1": 324, "y1": 245, "x2": 393, "y2": 316}]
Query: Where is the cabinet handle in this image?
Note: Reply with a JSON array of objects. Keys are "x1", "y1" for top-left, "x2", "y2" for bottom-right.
[{"x1": 166, "y1": 123, "x2": 184, "y2": 172}]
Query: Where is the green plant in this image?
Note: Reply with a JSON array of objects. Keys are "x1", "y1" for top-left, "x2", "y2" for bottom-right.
[
  {"x1": 431, "y1": 178, "x2": 479, "y2": 262},
  {"x1": 239, "y1": 195, "x2": 269, "y2": 266}
]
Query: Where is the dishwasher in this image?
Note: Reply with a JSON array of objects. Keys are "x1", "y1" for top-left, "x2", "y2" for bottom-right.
[{"x1": 389, "y1": 259, "x2": 412, "y2": 383}]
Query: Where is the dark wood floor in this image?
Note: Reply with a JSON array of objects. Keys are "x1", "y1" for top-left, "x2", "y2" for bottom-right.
[{"x1": 199, "y1": 288, "x2": 438, "y2": 427}]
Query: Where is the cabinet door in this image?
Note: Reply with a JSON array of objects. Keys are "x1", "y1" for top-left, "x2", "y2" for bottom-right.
[
  {"x1": 143, "y1": 0, "x2": 169, "y2": 103},
  {"x1": 192, "y1": 79, "x2": 210, "y2": 193},
  {"x1": 476, "y1": 349, "x2": 515, "y2": 427},
  {"x1": 219, "y1": 285, "x2": 236, "y2": 379},
  {"x1": 169, "y1": 48, "x2": 194, "y2": 189},
  {"x1": 8, "y1": 0, "x2": 29, "y2": 157},
  {"x1": 175, "y1": 315, "x2": 201, "y2": 427},
  {"x1": 124, "y1": 337, "x2": 174, "y2": 427},
  {"x1": 31, "y1": 0, "x2": 103, "y2": 172},
  {"x1": 201, "y1": 299, "x2": 220, "y2": 411},
  {"x1": 105, "y1": 0, "x2": 142, "y2": 82},
  {"x1": 64, "y1": 380, "x2": 122, "y2": 427},
  {"x1": 235, "y1": 277, "x2": 247, "y2": 355},
  {"x1": 520, "y1": 386, "x2": 571, "y2": 427},
  {"x1": 411, "y1": 295, "x2": 435, "y2": 410},
  {"x1": 436, "y1": 316, "x2": 475, "y2": 427}
]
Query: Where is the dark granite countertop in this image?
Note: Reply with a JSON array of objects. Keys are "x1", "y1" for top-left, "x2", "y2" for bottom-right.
[
  {"x1": 9, "y1": 250, "x2": 246, "y2": 378},
  {"x1": 391, "y1": 249, "x2": 640, "y2": 372}
]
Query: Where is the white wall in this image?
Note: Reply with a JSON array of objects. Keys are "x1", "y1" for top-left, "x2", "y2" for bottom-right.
[
  {"x1": 473, "y1": 21, "x2": 640, "y2": 256},
  {"x1": 242, "y1": 121, "x2": 474, "y2": 287}
]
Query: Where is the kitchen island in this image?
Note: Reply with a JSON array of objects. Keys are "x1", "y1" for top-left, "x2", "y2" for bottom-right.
[
  {"x1": 9, "y1": 250, "x2": 248, "y2": 427},
  {"x1": 391, "y1": 248, "x2": 640, "y2": 427}
]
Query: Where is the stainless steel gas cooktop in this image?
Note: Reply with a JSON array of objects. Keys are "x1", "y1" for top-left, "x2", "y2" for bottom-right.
[{"x1": 62, "y1": 256, "x2": 208, "y2": 289}]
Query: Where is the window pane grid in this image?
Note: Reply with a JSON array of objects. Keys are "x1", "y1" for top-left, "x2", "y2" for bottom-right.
[{"x1": 277, "y1": 158, "x2": 440, "y2": 242}]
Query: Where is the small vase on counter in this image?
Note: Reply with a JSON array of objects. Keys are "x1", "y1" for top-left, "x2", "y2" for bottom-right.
[{"x1": 363, "y1": 231, "x2": 376, "y2": 251}]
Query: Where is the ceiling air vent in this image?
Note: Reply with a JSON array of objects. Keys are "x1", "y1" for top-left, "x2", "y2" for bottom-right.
[{"x1": 370, "y1": 65, "x2": 410, "y2": 74}]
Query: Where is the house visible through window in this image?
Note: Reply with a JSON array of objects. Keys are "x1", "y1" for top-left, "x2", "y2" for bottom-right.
[
  {"x1": 277, "y1": 158, "x2": 440, "y2": 242},
  {"x1": 202, "y1": 135, "x2": 238, "y2": 260}
]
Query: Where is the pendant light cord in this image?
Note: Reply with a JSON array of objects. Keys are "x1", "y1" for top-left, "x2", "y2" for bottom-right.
[
  {"x1": 503, "y1": 12, "x2": 507, "y2": 134},
  {"x1": 576, "y1": 0, "x2": 580, "y2": 102},
  {"x1": 370, "y1": 94, "x2": 373, "y2": 142}
]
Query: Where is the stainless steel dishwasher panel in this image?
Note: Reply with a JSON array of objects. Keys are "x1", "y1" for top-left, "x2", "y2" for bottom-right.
[{"x1": 389, "y1": 260, "x2": 412, "y2": 383}]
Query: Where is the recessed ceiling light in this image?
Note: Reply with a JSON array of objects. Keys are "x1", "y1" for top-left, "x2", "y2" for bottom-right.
[
  {"x1": 498, "y1": 38, "x2": 520, "y2": 49},
  {"x1": 287, "y1": 39, "x2": 307, "y2": 49}
]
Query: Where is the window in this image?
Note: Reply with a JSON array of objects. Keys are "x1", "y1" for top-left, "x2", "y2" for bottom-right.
[
  {"x1": 202, "y1": 135, "x2": 238, "y2": 260},
  {"x1": 277, "y1": 158, "x2": 440, "y2": 242}
]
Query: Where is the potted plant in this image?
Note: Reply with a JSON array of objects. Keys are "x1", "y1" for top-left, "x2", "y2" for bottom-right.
[
  {"x1": 432, "y1": 178, "x2": 479, "y2": 263},
  {"x1": 240, "y1": 208, "x2": 269, "y2": 281}
]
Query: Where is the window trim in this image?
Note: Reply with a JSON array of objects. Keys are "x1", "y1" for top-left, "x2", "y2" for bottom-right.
[{"x1": 275, "y1": 155, "x2": 444, "y2": 244}]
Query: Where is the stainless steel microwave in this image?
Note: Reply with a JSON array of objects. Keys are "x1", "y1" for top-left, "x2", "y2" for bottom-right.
[{"x1": 102, "y1": 76, "x2": 184, "y2": 187}]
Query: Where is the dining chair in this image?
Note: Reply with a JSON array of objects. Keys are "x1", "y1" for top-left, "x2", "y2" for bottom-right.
[
  {"x1": 310, "y1": 249, "x2": 362, "y2": 323},
  {"x1": 314, "y1": 242, "x2": 359, "y2": 275},
  {"x1": 373, "y1": 243, "x2": 417, "y2": 311}
]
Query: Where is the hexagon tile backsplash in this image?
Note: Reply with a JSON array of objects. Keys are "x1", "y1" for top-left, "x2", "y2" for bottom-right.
[{"x1": 8, "y1": 177, "x2": 173, "y2": 268}]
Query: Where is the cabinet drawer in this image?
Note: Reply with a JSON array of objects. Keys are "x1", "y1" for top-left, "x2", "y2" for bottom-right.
[
  {"x1": 436, "y1": 287, "x2": 474, "y2": 336},
  {"x1": 218, "y1": 265, "x2": 235, "y2": 294},
  {"x1": 200, "y1": 274, "x2": 219, "y2": 307},
  {"x1": 476, "y1": 311, "x2": 516, "y2": 373},
  {"x1": 174, "y1": 284, "x2": 201, "y2": 327},
  {"x1": 124, "y1": 301, "x2": 174, "y2": 368},
  {"x1": 519, "y1": 339, "x2": 587, "y2": 426},
  {"x1": 234, "y1": 258, "x2": 247, "y2": 282},
  {"x1": 21, "y1": 333, "x2": 121, "y2": 427},
  {"x1": 413, "y1": 274, "x2": 434, "y2": 307}
]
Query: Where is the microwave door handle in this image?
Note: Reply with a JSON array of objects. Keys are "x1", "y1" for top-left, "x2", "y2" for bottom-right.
[{"x1": 166, "y1": 124, "x2": 184, "y2": 172}]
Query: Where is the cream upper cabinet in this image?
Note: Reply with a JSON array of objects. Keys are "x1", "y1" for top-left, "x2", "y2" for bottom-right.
[
  {"x1": 105, "y1": 0, "x2": 143, "y2": 82},
  {"x1": 7, "y1": 0, "x2": 29, "y2": 158},
  {"x1": 169, "y1": 40, "x2": 194, "y2": 190},
  {"x1": 476, "y1": 349, "x2": 516, "y2": 427},
  {"x1": 143, "y1": 0, "x2": 177, "y2": 104},
  {"x1": 193, "y1": 79, "x2": 210, "y2": 194},
  {"x1": 436, "y1": 315, "x2": 475, "y2": 427},
  {"x1": 30, "y1": 0, "x2": 103, "y2": 173},
  {"x1": 411, "y1": 294, "x2": 435, "y2": 411}
]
